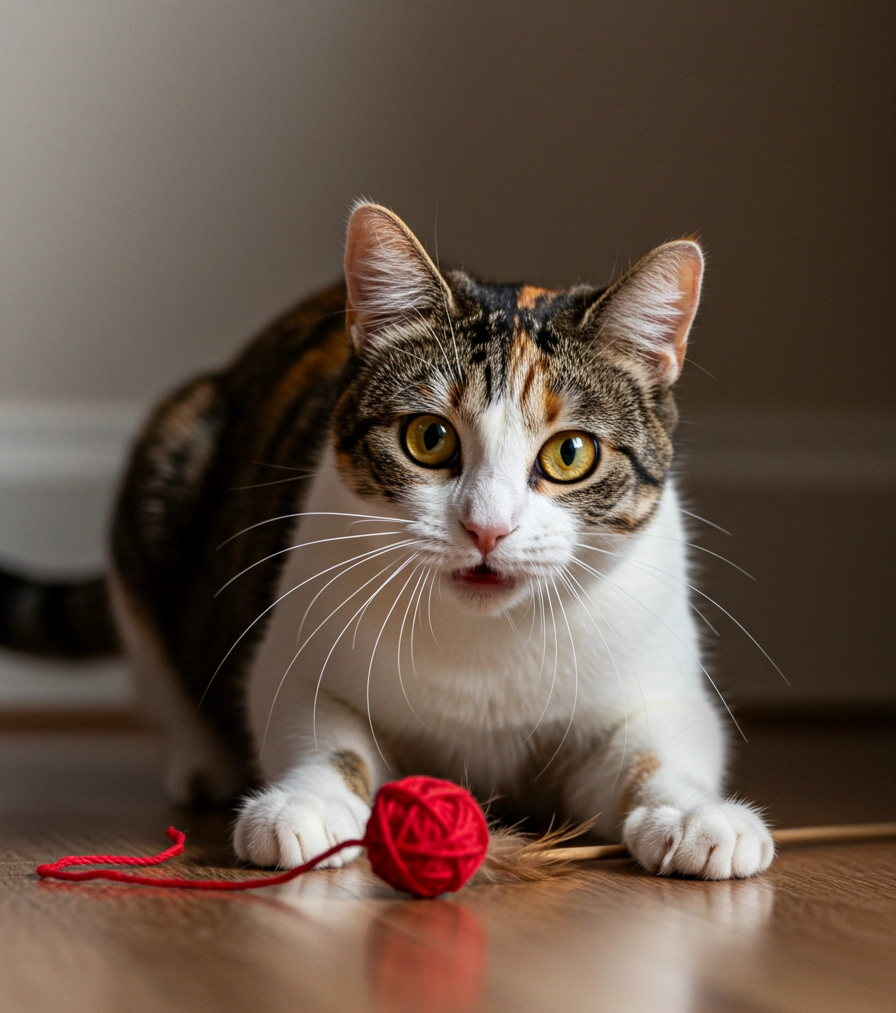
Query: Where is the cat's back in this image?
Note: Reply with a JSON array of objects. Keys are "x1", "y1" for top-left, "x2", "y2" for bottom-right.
[{"x1": 112, "y1": 282, "x2": 351, "y2": 750}]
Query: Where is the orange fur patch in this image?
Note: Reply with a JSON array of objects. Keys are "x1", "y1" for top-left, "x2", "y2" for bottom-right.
[
  {"x1": 619, "y1": 751, "x2": 661, "y2": 818},
  {"x1": 517, "y1": 286, "x2": 554, "y2": 310},
  {"x1": 543, "y1": 389, "x2": 562, "y2": 426},
  {"x1": 267, "y1": 331, "x2": 348, "y2": 426}
]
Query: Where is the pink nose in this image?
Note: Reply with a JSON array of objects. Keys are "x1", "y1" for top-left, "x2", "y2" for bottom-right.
[{"x1": 462, "y1": 521, "x2": 513, "y2": 557}]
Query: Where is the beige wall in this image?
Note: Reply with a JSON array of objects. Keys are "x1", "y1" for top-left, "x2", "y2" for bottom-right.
[
  {"x1": 0, "y1": 2, "x2": 893, "y2": 712},
  {"x1": 1, "y1": 1, "x2": 892, "y2": 411}
]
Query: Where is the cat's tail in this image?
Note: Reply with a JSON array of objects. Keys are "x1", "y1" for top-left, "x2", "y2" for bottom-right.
[{"x1": 0, "y1": 564, "x2": 120, "y2": 658}]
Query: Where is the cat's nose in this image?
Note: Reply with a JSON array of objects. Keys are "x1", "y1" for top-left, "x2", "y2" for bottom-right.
[{"x1": 462, "y1": 520, "x2": 513, "y2": 557}]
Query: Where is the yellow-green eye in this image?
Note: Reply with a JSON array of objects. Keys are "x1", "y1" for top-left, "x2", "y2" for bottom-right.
[
  {"x1": 537, "y1": 431, "x2": 598, "y2": 483},
  {"x1": 403, "y1": 414, "x2": 460, "y2": 468}
]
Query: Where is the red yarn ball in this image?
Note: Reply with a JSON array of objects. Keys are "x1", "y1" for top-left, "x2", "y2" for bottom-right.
[{"x1": 363, "y1": 776, "x2": 489, "y2": 898}]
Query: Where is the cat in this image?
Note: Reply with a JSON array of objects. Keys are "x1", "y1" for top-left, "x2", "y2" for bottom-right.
[{"x1": 0, "y1": 202, "x2": 773, "y2": 880}]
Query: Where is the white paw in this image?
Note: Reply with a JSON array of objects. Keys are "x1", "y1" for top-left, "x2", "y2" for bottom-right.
[
  {"x1": 624, "y1": 800, "x2": 774, "y2": 880},
  {"x1": 232, "y1": 781, "x2": 370, "y2": 869}
]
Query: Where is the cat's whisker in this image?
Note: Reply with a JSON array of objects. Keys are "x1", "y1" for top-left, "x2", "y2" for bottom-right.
[
  {"x1": 536, "y1": 580, "x2": 548, "y2": 686},
  {"x1": 570, "y1": 556, "x2": 747, "y2": 741},
  {"x1": 575, "y1": 542, "x2": 743, "y2": 638},
  {"x1": 294, "y1": 539, "x2": 420, "y2": 647},
  {"x1": 682, "y1": 356, "x2": 716, "y2": 380},
  {"x1": 202, "y1": 539, "x2": 414, "y2": 706},
  {"x1": 559, "y1": 568, "x2": 630, "y2": 799},
  {"x1": 231, "y1": 474, "x2": 314, "y2": 491},
  {"x1": 680, "y1": 509, "x2": 733, "y2": 537},
  {"x1": 533, "y1": 577, "x2": 579, "y2": 781},
  {"x1": 364, "y1": 556, "x2": 429, "y2": 760},
  {"x1": 607, "y1": 533, "x2": 756, "y2": 581},
  {"x1": 299, "y1": 552, "x2": 422, "y2": 758},
  {"x1": 259, "y1": 552, "x2": 413, "y2": 754},
  {"x1": 410, "y1": 308, "x2": 461, "y2": 386},
  {"x1": 437, "y1": 294, "x2": 464, "y2": 384},
  {"x1": 521, "y1": 581, "x2": 540, "y2": 649},
  {"x1": 561, "y1": 567, "x2": 645, "y2": 717},
  {"x1": 408, "y1": 565, "x2": 431, "y2": 685},
  {"x1": 524, "y1": 579, "x2": 559, "y2": 744},
  {"x1": 216, "y1": 530, "x2": 409, "y2": 597},
  {"x1": 504, "y1": 607, "x2": 521, "y2": 644},
  {"x1": 394, "y1": 562, "x2": 428, "y2": 721},
  {"x1": 427, "y1": 571, "x2": 440, "y2": 644},
  {"x1": 217, "y1": 511, "x2": 413, "y2": 549},
  {"x1": 692, "y1": 603, "x2": 720, "y2": 638},
  {"x1": 576, "y1": 543, "x2": 787, "y2": 685},
  {"x1": 250, "y1": 460, "x2": 310, "y2": 473}
]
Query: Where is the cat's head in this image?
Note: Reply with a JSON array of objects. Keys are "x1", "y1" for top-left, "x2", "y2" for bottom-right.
[{"x1": 332, "y1": 202, "x2": 703, "y2": 615}]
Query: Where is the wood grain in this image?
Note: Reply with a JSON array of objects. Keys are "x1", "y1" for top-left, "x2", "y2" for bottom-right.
[{"x1": 1, "y1": 723, "x2": 894, "y2": 1013}]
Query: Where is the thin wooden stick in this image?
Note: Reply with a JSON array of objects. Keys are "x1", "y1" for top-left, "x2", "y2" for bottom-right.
[{"x1": 543, "y1": 822, "x2": 896, "y2": 863}]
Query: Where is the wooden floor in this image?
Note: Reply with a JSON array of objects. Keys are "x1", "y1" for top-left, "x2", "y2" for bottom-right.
[{"x1": 1, "y1": 718, "x2": 894, "y2": 1013}]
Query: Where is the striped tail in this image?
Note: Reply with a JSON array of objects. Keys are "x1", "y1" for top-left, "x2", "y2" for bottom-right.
[{"x1": 0, "y1": 566, "x2": 120, "y2": 658}]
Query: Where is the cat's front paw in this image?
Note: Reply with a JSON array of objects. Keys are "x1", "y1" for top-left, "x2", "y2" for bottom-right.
[
  {"x1": 233, "y1": 783, "x2": 370, "y2": 869},
  {"x1": 624, "y1": 800, "x2": 774, "y2": 880}
]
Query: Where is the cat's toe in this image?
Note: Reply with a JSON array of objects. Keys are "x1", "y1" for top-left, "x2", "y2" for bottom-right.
[
  {"x1": 233, "y1": 787, "x2": 369, "y2": 869},
  {"x1": 624, "y1": 801, "x2": 773, "y2": 880},
  {"x1": 623, "y1": 804, "x2": 685, "y2": 874}
]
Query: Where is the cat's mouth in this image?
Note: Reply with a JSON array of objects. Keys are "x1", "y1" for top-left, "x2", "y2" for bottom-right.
[{"x1": 453, "y1": 565, "x2": 516, "y2": 591}]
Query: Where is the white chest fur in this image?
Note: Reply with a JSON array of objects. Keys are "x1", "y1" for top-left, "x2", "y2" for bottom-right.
[{"x1": 246, "y1": 451, "x2": 703, "y2": 797}]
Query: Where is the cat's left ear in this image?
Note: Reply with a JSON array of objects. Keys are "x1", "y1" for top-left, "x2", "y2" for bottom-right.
[
  {"x1": 344, "y1": 201, "x2": 454, "y2": 353},
  {"x1": 584, "y1": 240, "x2": 704, "y2": 385}
]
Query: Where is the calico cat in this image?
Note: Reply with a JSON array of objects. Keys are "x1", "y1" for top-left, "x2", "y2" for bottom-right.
[{"x1": 0, "y1": 202, "x2": 773, "y2": 880}]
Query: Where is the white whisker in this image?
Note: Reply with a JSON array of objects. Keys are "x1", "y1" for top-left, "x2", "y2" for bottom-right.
[
  {"x1": 409, "y1": 566, "x2": 431, "y2": 683},
  {"x1": 559, "y1": 568, "x2": 630, "y2": 798},
  {"x1": 215, "y1": 530, "x2": 408, "y2": 596},
  {"x1": 398, "y1": 565, "x2": 430, "y2": 713},
  {"x1": 577, "y1": 543, "x2": 786, "y2": 685},
  {"x1": 534, "y1": 577, "x2": 579, "y2": 780},
  {"x1": 604, "y1": 533, "x2": 755, "y2": 581},
  {"x1": 576, "y1": 542, "x2": 744, "y2": 638},
  {"x1": 680, "y1": 509, "x2": 732, "y2": 537},
  {"x1": 524, "y1": 579, "x2": 559, "y2": 744},
  {"x1": 300, "y1": 552, "x2": 421, "y2": 757},
  {"x1": 294, "y1": 539, "x2": 420, "y2": 647},
  {"x1": 231, "y1": 474, "x2": 314, "y2": 491},
  {"x1": 427, "y1": 570, "x2": 440, "y2": 644},
  {"x1": 217, "y1": 511, "x2": 412, "y2": 549},
  {"x1": 570, "y1": 556, "x2": 747, "y2": 740},
  {"x1": 201, "y1": 539, "x2": 412, "y2": 706},
  {"x1": 363, "y1": 554, "x2": 427, "y2": 765}
]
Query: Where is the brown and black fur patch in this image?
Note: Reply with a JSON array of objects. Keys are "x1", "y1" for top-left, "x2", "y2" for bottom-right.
[
  {"x1": 2, "y1": 248, "x2": 686, "y2": 772},
  {"x1": 331, "y1": 749, "x2": 372, "y2": 804},
  {"x1": 112, "y1": 284, "x2": 350, "y2": 769}
]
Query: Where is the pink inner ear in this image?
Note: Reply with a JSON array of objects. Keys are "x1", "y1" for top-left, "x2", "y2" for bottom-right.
[
  {"x1": 343, "y1": 203, "x2": 446, "y2": 351},
  {"x1": 667, "y1": 252, "x2": 703, "y2": 375},
  {"x1": 599, "y1": 240, "x2": 704, "y2": 385}
]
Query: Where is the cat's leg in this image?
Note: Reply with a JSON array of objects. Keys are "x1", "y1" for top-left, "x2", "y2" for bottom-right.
[
  {"x1": 563, "y1": 697, "x2": 774, "y2": 880},
  {"x1": 109, "y1": 572, "x2": 241, "y2": 805},
  {"x1": 233, "y1": 695, "x2": 390, "y2": 869}
]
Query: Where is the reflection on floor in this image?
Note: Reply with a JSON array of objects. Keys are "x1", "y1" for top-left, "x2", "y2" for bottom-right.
[{"x1": 0, "y1": 718, "x2": 894, "y2": 1013}]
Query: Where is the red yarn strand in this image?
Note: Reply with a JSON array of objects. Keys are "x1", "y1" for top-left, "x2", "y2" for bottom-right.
[
  {"x1": 36, "y1": 776, "x2": 490, "y2": 899},
  {"x1": 37, "y1": 828, "x2": 364, "y2": 891}
]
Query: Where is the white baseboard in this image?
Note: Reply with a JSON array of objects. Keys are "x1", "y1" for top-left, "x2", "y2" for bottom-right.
[{"x1": 0, "y1": 400, "x2": 892, "y2": 713}]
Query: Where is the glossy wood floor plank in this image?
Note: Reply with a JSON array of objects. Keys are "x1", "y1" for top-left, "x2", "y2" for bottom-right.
[{"x1": 1, "y1": 725, "x2": 894, "y2": 1013}]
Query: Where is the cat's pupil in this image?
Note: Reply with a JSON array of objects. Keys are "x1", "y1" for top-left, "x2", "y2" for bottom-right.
[
  {"x1": 560, "y1": 437, "x2": 581, "y2": 467},
  {"x1": 424, "y1": 423, "x2": 445, "y2": 451}
]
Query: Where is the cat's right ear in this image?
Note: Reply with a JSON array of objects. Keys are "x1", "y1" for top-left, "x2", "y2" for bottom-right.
[{"x1": 344, "y1": 202, "x2": 453, "y2": 353}]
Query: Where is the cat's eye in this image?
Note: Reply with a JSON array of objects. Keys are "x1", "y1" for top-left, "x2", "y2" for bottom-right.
[
  {"x1": 537, "y1": 431, "x2": 598, "y2": 483},
  {"x1": 403, "y1": 415, "x2": 460, "y2": 468}
]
